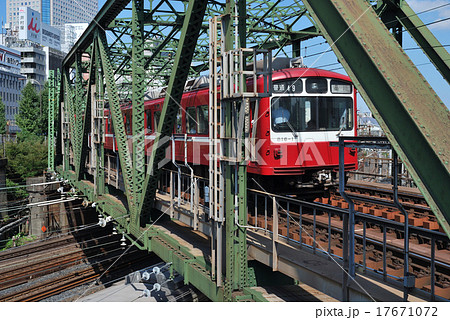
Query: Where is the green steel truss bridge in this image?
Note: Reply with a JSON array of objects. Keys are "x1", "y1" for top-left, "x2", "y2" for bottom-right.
[{"x1": 47, "y1": 0, "x2": 450, "y2": 301}]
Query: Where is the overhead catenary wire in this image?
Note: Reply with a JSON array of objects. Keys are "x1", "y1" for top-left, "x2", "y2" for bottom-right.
[
  {"x1": 74, "y1": 177, "x2": 197, "y2": 301},
  {"x1": 0, "y1": 180, "x2": 61, "y2": 192},
  {"x1": 0, "y1": 212, "x2": 130, "y2": 246},
  {"x1": 0, "y1": 240, "x2": 133, "y2": 278},
  {"x1": 0, "y1": 235, "x2": 123, "y2": 272}
]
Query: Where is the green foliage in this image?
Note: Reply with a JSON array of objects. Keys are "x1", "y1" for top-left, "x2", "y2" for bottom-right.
[
  {"x1": 6, "y1": 178, "x2": 29, "y2": 200},
  {"x1": 5, "y1": 135, "x2": 47, "y2": 181},
  {"x1": 1, "y1": 232, "x2": 36, "y2": 251},
  {"x1": 16, "y1": 81, "x2": 48, "y2": 137},
  {"x1": 0, "y1": 96, "x2": 6, "y2": 135}
]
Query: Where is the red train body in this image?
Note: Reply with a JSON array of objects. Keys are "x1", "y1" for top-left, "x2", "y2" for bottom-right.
[{"x1": 103, "y1": 67, "x2": 358, "y2": 197}]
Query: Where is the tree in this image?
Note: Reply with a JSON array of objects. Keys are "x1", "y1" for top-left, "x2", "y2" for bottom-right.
[
  {"x1": 0, "y1": 96, "x2": 6, "y2": 135},
  {"x1": 16, "y1": 81, "x2": 48, "y2": 136},
  {"x1": 5, "y1": 135, "x2": 47, "y2": 180}
]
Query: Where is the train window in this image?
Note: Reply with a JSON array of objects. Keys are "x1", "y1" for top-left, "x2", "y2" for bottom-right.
[
  {"x1": 273, "y1": 80, "x2": 302, "y2": 94},
  {"x1": 145, "y1": 110, "x2": 152, "y2": 132},
  {"x1": 317, "y1": 97, "x2": 353, "y2": 131},
  {"x1": 154, "y1": 111, "x2": 161, "y2": 131},
  {"x1": 186, "y1": 107, "x2": 197, "y2": 134},
  {"x1": 175, "y1": 109, "x2": 183, "y2": 133},
  {"x1": 197, "y1": 105, "x2": 208, "y2": 134},
  {"x1": 331, "y1": 80, "x2": 352, "y2": 94},
  {"x1": 271, "y1": 96, "x2": 353, "y2": 132},
  {"x1": 306, "y1": 78, "x2": 328, "y2": 93}
]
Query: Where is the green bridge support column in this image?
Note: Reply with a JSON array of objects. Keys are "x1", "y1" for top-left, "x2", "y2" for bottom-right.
[
  {"x1": 47, "y1": 70, "x2": 55, "y2": 171},
  {"x1": 131, "y1": 0, "x2": 146, "y2": 228}
]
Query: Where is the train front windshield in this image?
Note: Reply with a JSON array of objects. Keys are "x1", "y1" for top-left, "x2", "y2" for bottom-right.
[{"x1": 271, "y1": 96, "x2": 353, "y2": 132}]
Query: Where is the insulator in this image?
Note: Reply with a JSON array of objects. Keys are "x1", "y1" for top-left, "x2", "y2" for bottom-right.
[
  {"x1": 120, "y1": 234, "x2": 126, "y2": 247},
  {"x1": 142, "y1": 271, "x2": 150, "y2": 281},
  {"x1": 98, "y1": 218, "x2": 106, "y2": 228},
  {"x1": 152, "y1": 266, "x2": 160, "y2": 275},
  {"x1": 153, "y1": 283, "x2": 161, "y2": 292},
  {"x1": 112, "y1": 227, "x2": 117, "y2": 235},
  {"x1": 143, "y1": 289, "x2": 151, "y2": 297}
]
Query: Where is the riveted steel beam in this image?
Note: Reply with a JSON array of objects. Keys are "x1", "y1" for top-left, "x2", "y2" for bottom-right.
[
  {"x1": 55, "y1": 70, "x2": 62, "y2": 168},
  {"x1": 76, "y1": 47, "x2": 96, "y2": 181},
  {"x1": 378, "y1": 0, "x2": 450, "y2": 84},
  {"x1": 73, "y1": 53, "x2": 85, "y2": 178},
  {"x1": 63, "y1": 0, "x2": 131, "y2": 67},
  {"x1": 47, "y1": 70, "x2": 55, "y2": 171},
  {"x1": 302, "y1": 0, "x2": 450, "y2": 237},
  {"x1": 138, "y1": 0, "x2": 209, "y2": 224},
  {"x1": 131, "y1": 0, "x2": 146, "y2": 228},
  {"x1": 97, "y1": 29, "x2": 135, "y2": 208},
  {"x1": 63, "y1": 68, "x2": 76, "y2": 171}
]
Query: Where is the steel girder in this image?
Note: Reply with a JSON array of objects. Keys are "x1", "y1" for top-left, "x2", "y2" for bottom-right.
[
  {"x1": 73, "y1": 54, "x2": 85, "y2": 178},
  {"x1": 73, "y1": 1, "x2": 319, "y2": 96},
  {"x1": 302, "y1": 0, "x2": 450, "y2": 236},
  {"x1": 97, "y1": 29, "x2": 136, "y2": 210},
  {"x1": 377, "y1": 0, "x2": 450, "y2": 84},
  {"x1": 131, "y1": 0, "x2": 147, "y2": 227},
  {"x1": 139, "y1": 0, "x2": 209, "y2": 224},
  {"x1": 63, "y1": 69, "x2": 76, "y2": 171},
  {"x1": 77, "y1": 48, "x2": 96, "y2": 181},
  {"x1": 49, "y1": 0, "x2": 450, "y2": 302},
  {"x1": 47, "y1": 70, "x2": 55, "y2": 171}
]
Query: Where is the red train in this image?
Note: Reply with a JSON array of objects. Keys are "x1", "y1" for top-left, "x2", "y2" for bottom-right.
[{"x1": 103, "y1": 67, "x2": 357, "y2": 197}]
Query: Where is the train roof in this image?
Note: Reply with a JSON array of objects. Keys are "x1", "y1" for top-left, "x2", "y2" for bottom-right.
[
  {"x1": 113, "y1": 67, "x2": 353, "y2": 109},
  {"x1": 271, "y1": 67, "x2": 352, "y2": 83}
]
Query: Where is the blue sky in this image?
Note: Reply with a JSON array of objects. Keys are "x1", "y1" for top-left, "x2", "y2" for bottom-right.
[{"x1": 1, "y1": 0, "x2": 449, "y2": 112}]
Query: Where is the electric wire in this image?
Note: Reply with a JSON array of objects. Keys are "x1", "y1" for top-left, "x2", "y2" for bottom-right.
[
  {"x1": 0, "y1": 236, "x2": 122, "y2": 273},
  {"x1": 0, "y1": 181, "x2": 61, "y2": 191},
  {"x1": 0, "y1": 241, "x2": 131, "y2": 280},
  {"x1": 0, "y1": 248, "x2": 144, "y2": 301},
  {"x1": 0, "y1": 204, "x2": 94, "y2": 244},
  {"x1": 0, "y1": 221, "x2": 100, "y2": 246},
  {"x1": 74, "y1": 179, "x2": 196, "y2": 301}
]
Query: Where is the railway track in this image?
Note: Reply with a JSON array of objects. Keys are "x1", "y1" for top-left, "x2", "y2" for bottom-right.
[
  {"x1": 247, "y1": 202, "x2": 450, "y2": 299},
  {"x1": 0, "y1": 226, "x2": 158, "y2": 302},
  {"x1": 158, "y1": 169, "x2": 450, "y2": 299},
  {"x1": 0, "y1": 249, "x2": 149, "y2": 302},
  {"x1": 326, "y1": 180, "x2": 445, "y2": 233}
]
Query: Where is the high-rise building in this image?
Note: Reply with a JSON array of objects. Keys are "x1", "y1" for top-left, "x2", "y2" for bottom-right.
[
  {"x1": 61, "y1": 23, "x2": 88, "y2": 53},
  {"x1": 6, "y1": 0, "x2": 97, "y2": 30},
  {"x1": 0, "y1": 45, "x2": 25, "y2": 133}
]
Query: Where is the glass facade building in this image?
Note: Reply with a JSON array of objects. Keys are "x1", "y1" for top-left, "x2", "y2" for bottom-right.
[{"x1": 42, "y1": 0, "x2": 51, "y2": 25}]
